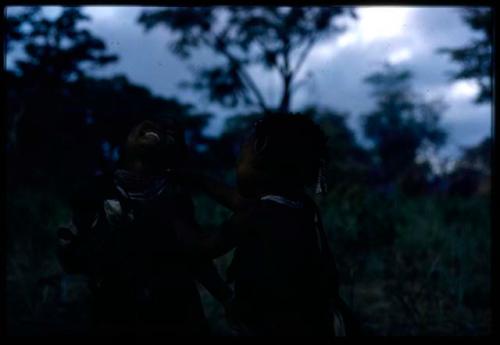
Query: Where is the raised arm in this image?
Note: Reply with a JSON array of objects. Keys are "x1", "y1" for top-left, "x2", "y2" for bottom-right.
[
  {"x1": 168, "y1": 169, "x2": 255, "y2": 212},
  {"x1": 197, "y1": 175, "x2": 253, "y2": 211},
  {"x1": 174, "y1": 206, "x2": 250, "y2": 261},
  {"x1": 174, "y1": 217, "x2": 236, "y2": 260}
]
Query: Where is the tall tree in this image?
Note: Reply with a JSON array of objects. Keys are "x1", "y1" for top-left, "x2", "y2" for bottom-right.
[
  {"x1": 5, "y1": 6, "x2": 118, "y2": 184},
  {"x1": 138, "y1": 6, "x2": 356, "y2": 112},
  {"x1": 12, "y1": 6, "x2": 117, "y2": 87},
  {"x1": 362, "y1": 64, "x2": 447, "y2": 181},
  {"x1": 438, "y1": 7, "x2": 492, "y2": 103}
]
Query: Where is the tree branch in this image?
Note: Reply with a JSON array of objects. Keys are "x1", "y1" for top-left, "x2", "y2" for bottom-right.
[
  {"x1": 236, "y1": 62, "x2": 270, "y2": 112},
  {"x1": 291, "y1": 36, "x2": 317, "y2": 81},
  {"x1": 205, "y1": 34, "x2": 269, "y2": 112},
  {"x1": 256, "y1": 36, "x2": 287, "y2": 77}
]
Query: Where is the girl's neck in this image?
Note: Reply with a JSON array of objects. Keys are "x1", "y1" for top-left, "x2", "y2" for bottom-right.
[{"x1": 122, "y1": 158, "x2": 161, "y2": 177}]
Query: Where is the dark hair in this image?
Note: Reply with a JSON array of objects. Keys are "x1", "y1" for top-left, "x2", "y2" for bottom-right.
[{"x1": 252, "y1": 112, "x2": 328, "y2": 187}]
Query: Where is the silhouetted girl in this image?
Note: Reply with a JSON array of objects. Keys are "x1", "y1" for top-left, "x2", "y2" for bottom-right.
[
  {"x1": 174, "y1": 113, "x2": 355, "y2": 337},
  {"x1": 58, "y1": 119, "x2": 232, "y2": 336}
]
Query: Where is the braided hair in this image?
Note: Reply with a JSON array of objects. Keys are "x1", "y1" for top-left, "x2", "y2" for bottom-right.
[{"x1": 251, "y1": 112, "x2": 328, "y2": 192}]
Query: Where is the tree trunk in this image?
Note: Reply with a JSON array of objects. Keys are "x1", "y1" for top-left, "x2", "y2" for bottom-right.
[{"x1": 279, "y1": 75, "x2": 292, "y2": 112}]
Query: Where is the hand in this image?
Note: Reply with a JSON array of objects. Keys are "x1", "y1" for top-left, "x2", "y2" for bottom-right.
[{"x1": 57, "y1": 223, "x2": 77, "y2": 247}]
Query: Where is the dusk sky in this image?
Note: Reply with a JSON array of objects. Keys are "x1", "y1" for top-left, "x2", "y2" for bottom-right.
[{"x1": 5, "y1": 6, "x2": 493, "y2": 161}]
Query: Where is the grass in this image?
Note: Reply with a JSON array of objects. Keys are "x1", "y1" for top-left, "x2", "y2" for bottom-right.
[{"x1": 5, "y1": 185, "x2": 491, "y2": 335}]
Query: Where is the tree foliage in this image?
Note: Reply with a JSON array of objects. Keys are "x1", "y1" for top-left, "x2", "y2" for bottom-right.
[
  {"x1": 438, "y1": 7, "x2": 492, "y2": 103},
  {"x1": 138, "y1": 6, "x2": 357, "y2": 112},
  {"x1": 10, "y1": 7, "x2": 118, "y2": 86},
  {"x1": 5, "y1": 7, "x2": 39, "y2": 52},
  {"x1": 5, "y1": 7, "x2": 210, "y2": 190},
  {"x1": 5, "y1": 6, "x2": 491, "y2": 336},
  {"x1": 362, "y1": 64, "x2": 447, "y2": 180}
]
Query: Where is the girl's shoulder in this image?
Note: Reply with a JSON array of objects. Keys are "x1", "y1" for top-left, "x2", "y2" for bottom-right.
[{"x1": 258, "y1": 194, "x2": 319, "y2": 215}]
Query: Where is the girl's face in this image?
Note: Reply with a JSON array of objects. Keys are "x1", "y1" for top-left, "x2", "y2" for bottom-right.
[
  {"x1": 126, "y1": 120, "x2": 175, "y2": 152},
  {"x1": 125, "y1": 120, "x2": 183, "y2": 170}
]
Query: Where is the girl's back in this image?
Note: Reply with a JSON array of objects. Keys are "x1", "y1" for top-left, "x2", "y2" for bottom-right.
[{"x1": 227, "y1": 196, "x2": 334, "y2": 336}]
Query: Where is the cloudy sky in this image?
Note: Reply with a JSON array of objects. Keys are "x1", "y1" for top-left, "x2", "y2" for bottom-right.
[{"x1": 6, "y1": 6, "x2": 493, "y2": 159}]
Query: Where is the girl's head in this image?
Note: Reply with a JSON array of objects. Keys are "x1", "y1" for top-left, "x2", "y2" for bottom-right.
[
  {"x1": 122, "y1": 118, "x2": 187, "y2": 173},
  {"x1": 236, "y1": 112, "x2": 328, "y2": 198}
]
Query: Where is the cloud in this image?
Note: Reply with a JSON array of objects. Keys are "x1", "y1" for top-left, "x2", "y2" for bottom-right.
[
  {"x1": 6, "y1": 6, "x2": 492, "y2": 149},
  {"x1": 84, "y1": 6, "x2": 120, "y2": 21},
  {"x1": 448, "y1": 80, "x2": 480, "y2": 101},
  {"x1": 355, "y1": 6, "x2": 412, "y2": 44},
  {"x1": 388, "y1": 48, "x2": 412, "y2": 64},
  {"x1": 82, "y1": 7, "x2": 198, "y2": 100},
  {"x1": 294, "y1": 6, "x2": 491, "y2": 154}
]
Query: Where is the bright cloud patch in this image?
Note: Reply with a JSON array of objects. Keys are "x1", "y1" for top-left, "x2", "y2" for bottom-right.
[
  {"x1": 307, "y1": 7, "x2": 414, "y2": 69},
  {"x1": 356, "y1": 6, "x2": 412, "y2": 43},
  {"x1": 309, "y1": 6, "x2": 414, "y2": 64},
  {"x1": 84, "y1": 6, "x2": 119, "y2": 21},
  {"x1": 448, "y1": 80, "x2": 480, "y2": 101},
  {"x1": 388, "y1": 48, "x2": 412, "y2": 64}
]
